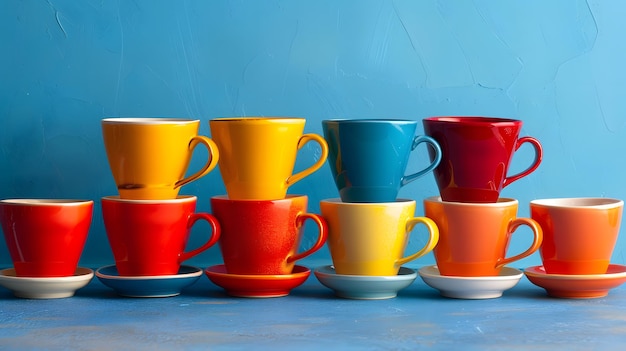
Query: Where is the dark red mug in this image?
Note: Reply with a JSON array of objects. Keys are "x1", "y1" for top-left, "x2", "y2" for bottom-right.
[
  {"x1": 101, "y1": 195, "x2": 220, "y2": 276},
  {"x1": 210, "y1": 194, "x2": 327, "y2": 275},
  {"x1": 423, "y1": 117, "x2": 542, "y2": 203}
]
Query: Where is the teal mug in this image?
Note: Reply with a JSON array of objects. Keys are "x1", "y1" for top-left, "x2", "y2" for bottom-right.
[{"x1": 322, "y1": 119, "x2": 442, "y2": 203}]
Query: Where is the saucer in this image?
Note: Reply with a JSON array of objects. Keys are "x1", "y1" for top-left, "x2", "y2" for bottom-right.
[
  {"x1": 0, "y1": 267, "x2": 94, "y2": 299},
  {"x1": 524, "y1": 264, "x2": 626, "y2": 299},
  {"x1": 95, "y1": 265, "x2": 203, "y2": 298},
  {"x1": 418, "y1": 265, "x2": 523, "y2": 299},
  {"x1": 204, "y1": 264, "x2": 310, "y2": 298},
  {"x1": 313, "y1": 265, "x2": 417, "y2": 300}
]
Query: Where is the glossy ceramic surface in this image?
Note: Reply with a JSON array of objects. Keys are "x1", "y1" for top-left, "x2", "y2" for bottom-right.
[
  {"x1": 101, "y1": 196, "x2": 220, "y2": 276},
  {"x1": 211, "y1": 195, "x2": 326, "y2": 275},
  {"x1": 102, "y1": 118, "x2": 219, "y2": 200},
  {"x1": 418, "y1": 265, "x2": 523, "y2": 299},
  {"x1": 314, "y1": 265, "x2": 417, "y2": 300},
  {"x1": 322, "y1": 119, "x2": 441, "y2": 203},
  {"x1": 320, "y1": 198, "x2": 438, "y2": 276},
  {"x1": 422, "y1": 116, "x2": 542, "y2": 203},
  {"x1": 0, "y1": 199, "x2": 93, "y2": 277},
  {"x1": 209, "y1": 117, "x2": 328, "y2": 200},
  {"x1": 204, "y1": 264, "x2": 310, "y2": 298},
  {"x1": 424, "y1": 196, "x2": 542, "y2": 277},
  {"x1": 524, "y1": 264, "x2": 626, "y2": 299},
  {"x1": 0, "y1": 267, "x2": 93, "y2": 299},
  {"x1": 530, "y1": 198, "x2": 623, "y2": 275},
  {"x1": 96, "y1": 265, "x2": 203, "y2": 297}
]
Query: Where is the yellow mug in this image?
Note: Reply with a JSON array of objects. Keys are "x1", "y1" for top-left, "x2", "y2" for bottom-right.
[
  {"x1": 102, "y1": 118, "x2": 219, "y2": 200},
  {"x1": 209, "y1": 117, "x2": 329, "y2": 200},
  {"x1": 320, "y1": 198, "x2": 439, "y2": 276}
]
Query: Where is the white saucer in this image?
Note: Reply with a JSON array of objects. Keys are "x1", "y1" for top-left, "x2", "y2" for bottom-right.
[
  {"x1": 524, "y1": 264, "x2": 626, "y2": 299},
  {"x1": 313, "y1": 265, "x2": 417, "y2": 300},
  {"x1": 96, "y1": 265, "x2": 203, "y2": 298},
  {"x1": 0, "y1": 267, "x2": 94, "y2": 299},
  {"x1": 418, "y1": 265, "x2": 523, "y2": 299}
]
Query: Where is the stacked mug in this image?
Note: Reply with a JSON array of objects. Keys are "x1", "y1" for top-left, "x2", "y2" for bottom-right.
[
  {"x1": 99, "y1": 118, "x2": 222, "y2": 287},
  {"x1": 316, "y1": 119, "x2": 442, "y2": 299},
  {"x1": 420, "y1": 117, "x2": 545, "y2": 298},
  {"x1": 205, "y1": 117, "x2": 329, "y2": 297}
]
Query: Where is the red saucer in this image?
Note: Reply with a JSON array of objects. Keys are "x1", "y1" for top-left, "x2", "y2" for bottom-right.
[
  {"x1": 204, "y1": 265, "x2": 311, "y2": 298},
  {"x1": 524, "y1": 264, "x2": 626, "y2": 299}
]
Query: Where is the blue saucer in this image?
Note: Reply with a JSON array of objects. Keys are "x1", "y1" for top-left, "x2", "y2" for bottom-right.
[{"x1": 95, "y1": 265, "x2": 203, "y2": 298}]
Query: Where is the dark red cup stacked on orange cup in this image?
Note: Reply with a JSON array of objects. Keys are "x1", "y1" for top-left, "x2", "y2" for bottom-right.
[{"x1": 419, "y1": 117, "x2": 545, "y2": 299}]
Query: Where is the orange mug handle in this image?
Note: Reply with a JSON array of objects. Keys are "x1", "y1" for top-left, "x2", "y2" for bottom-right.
[
  {"x1": 496, "y1": 217, "x2": 543, "y2": 269},
  {"x1": 175, "y1": 136, "x2": 220, "y2": 189},
  {"x1": 285, "y1": 134, "x2": 329, "y2": 187}
]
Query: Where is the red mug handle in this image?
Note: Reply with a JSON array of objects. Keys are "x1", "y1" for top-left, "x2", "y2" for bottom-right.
[
  {"x1": 286, "y1": 213, "x2": 328, "y2": 263},
  {"x1": 178, "y1": 213, "x2": 221, "y2": 263},
  {"x1": 503, "y1": 136, "x2": 543, "y2": 188}
]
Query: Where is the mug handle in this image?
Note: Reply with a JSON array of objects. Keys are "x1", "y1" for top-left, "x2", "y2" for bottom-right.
[
  {"x1": 502, "y1": 136, "x2": 543, "y2": 188},
  {"x1": 285, "y1": 134, "x2": 329, "y2": 187},
  {"x1": 495, "y1": 217, "x2": 543, "y2": 269},
  {"x1": 178, "y1": 213, "x2": 221, "y2": 263},
  {"x1": 395, "y1": 217, "x2": 440, "y2": 267},
  {"x1": 175, "y1": 136, "x2": 220, "y2": 189},
  {"x1": 286, "y1": 213, "x2": 328, "y2": 263},
  {"x1": 400, "y1": 136, "x2": 442, "y2": 187}
]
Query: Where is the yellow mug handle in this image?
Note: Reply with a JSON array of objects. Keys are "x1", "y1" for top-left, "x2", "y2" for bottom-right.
[
  {"x1": 396, "y1": 217, "x2": 440, "y2": 267},
  {"x1": 285, "y1": 133, "x2": 329, "y2": 187},
  {"x1": 175, "y1": 136, "x2": 220, "y2": 189}
]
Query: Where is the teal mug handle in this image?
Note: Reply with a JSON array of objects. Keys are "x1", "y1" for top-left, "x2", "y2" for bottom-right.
[{"x1": 401, "y1": 135, "x2": 442, "y2": 186}]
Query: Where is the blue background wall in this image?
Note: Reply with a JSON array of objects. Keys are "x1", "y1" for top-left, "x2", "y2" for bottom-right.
[{"x1": 1, "y1": 0, "x2": 625, "y2": 269}]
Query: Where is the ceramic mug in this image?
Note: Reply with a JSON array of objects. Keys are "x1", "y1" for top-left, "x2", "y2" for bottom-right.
[
  {"x1": 422, "y1": 117, "x2": 543, "y2": 203},
  {"x1": 320, "y1": 198, "x2": 439, "y2": 276},
  {"x1": 530, "y1": 197, "x2": 623, "y2": 275},
  {"x1": 322, "y1": 119, "x2": 442, "y2": 203},
  {"x1": 424, "y1": 196, "x2": 543, "y2": 277},
  {"x1": 210, "y1": 195, "x2": 327, "y2": 275},
  {"x1": 102, "y1": 118, "x2": 219, "y2": 200},
  {"x1": 209, "y1": 117, "x2": 328, "y2": 200},
  {"x1": 0, "y1": 199, "x2": 93, "y2": 277},
  {"x1": 101, "y1": 195, "x2": 220, "y2": 276}
]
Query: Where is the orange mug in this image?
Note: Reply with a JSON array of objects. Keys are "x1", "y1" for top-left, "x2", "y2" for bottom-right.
[
  {"x1": 424, "y1": 196, "x2": 543, "y2": 276},
  {"x1": 530, "y1": 197, "x2": 623, "y2": 275}
]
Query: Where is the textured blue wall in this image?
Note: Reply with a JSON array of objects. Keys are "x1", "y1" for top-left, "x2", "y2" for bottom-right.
[{"x1": 1, "y1": 0, "x2": 625, "y2": 269}]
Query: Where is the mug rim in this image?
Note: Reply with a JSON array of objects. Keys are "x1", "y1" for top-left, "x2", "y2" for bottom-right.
[
  {"x1": 0, "y1": 199, "x2": 93, "y2": 206},
  {"x1": 423, "y1": 196, "x2": 518, "y2": 207},
  {"x1": 320, "y1": 198, "x2": 416, "y2": 206},
  {"x1": 209, "y1": 117, "x2": 305, "y2": 123},
  {"x1": 211, "y1": 194, "x2": 308, "y2": 203},
  {"x1": 423, "y1": 116, "x2": 521, "y2": 125},
  {"x1": 322, "y1": 119, "x2": 418, "y2": 124},
  {"x1": 101, "y1": 118, "x2": 199, "y2": 124},
  {"x1": 530, "y1": 197, "x2": 623, "y2": 209},
  {"x1": 101, "y1": 195, "x2": 197, "y2": 204}
]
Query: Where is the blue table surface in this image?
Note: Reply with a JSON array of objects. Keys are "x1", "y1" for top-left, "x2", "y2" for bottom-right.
[{"x1": 1, "y1": 262, "x2": 625, "y2": 351}]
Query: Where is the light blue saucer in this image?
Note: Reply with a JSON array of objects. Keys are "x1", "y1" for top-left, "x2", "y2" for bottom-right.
[
  {"x1": 95, "y1": 265, "x2": 202, "y2": 298},
  {"x1": 314, "y1": 265, "x2": 417, "y2": 300}
]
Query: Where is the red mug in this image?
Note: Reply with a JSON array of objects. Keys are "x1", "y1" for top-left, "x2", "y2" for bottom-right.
[
  {"x1": 101, "y1": 195, "x2": 220, "y2": 276},
  {"x1": 210, "y1": 195, "x2": 327, "y2": 275},
  {"x1": 423, "y1": 117, "x2": 543, "y2": 203},
  {"x1": 0, "y1": 199, "x2": 93, "y2": 277}
]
